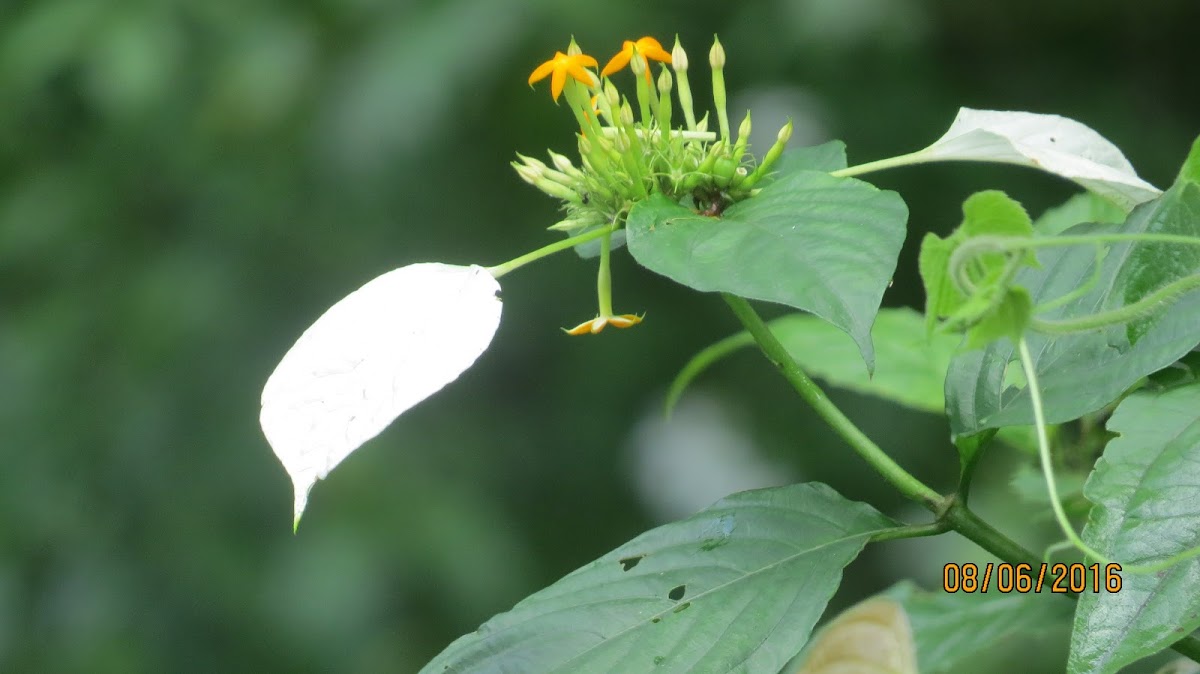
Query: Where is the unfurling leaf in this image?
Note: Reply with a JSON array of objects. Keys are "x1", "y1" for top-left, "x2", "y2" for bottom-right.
[{"x1": 260, "y1": 263, "x2": 502, "y2": 529}]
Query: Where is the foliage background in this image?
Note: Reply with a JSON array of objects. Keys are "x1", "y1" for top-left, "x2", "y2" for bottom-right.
[{"x1": 2, "y1": 0, "x2": 1197, "y2": 671}]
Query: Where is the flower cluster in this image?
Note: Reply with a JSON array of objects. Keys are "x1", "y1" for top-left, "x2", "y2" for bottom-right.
[{"x1": 519, "y1": 35, "x2": 792, "y2": 334}]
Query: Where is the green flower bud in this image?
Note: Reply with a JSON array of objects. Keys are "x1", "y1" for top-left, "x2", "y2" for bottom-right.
[
  {"x1": 620, "y1": 101, "x2": 635, "y2": 127},
  {"x1": 713, "y1": 156, "x2": 738, "y2": 188},
  {"x1": 740, "y1": 119, "x2": 792, "y2": 190},
  {"x1": 657, "y1": 67, "x2": 673, "y2": 96},
  {"x1": 671, "y1": 35, "x2": 689, "y2": 72},
  {"x1": 709, "y1": 36, "x2": 726, "y2": 70},
  {"x1": 732, "y1": 111, "x2": 751, "y2": 159},
  {"x1": 567, "y1": 37, "x2": 582, "y2": 57},
  {"x1": 604, "y1": 81, "x2": 620, "y2": 107},
  {"x1": 548, "y1": 150, "x2": 583, "y2": 179}
]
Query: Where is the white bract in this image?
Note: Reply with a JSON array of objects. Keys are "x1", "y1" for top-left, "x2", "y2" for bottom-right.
[
  {"x1": 260, "y1": 263, "x2": 502, "y2": 528},
  {"x1": 919, "y1": 108, "x2": 1161, "y2": 211}
]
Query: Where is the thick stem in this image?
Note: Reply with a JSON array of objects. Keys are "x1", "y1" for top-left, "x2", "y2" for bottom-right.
[{"x1": 723, "y1": 294, "x2": 941, "y2": 509}]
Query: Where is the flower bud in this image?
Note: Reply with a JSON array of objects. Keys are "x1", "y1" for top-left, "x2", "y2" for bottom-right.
[
  {"x1": 709, "y1": 36, "x2": 726, "y2": 70},
  {"x1": 511, "y1": 162, "x2": 540, "y2": 185},
  {"x1": 620, "y1": 101, "x2": 635, "y2": 127},
  {"x1": 548, "y1": 150, "x2": 583, "y2": 178},
  {"x1": 567, "y1": 37, "x2": 582, "y2": 57},
  {"x1": 604, "y1": 81, "x2": 620, "y2": 107},
  {"x1": 671, "y1": 36, "x2": 689, "y2": 72},
  {"x1": 516, "y1": 152, "x2": 548, "y2": 173},
  {"x1": 629, "y1": 49, "x2": 646, "y2": 77},
  {"x1": 657, "y1": 67, "x2": 673, "y2": 95}
]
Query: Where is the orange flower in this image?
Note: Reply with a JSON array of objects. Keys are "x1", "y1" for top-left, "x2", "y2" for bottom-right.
[
  {"x1": 564, "y1": 313, "x2": 643, "y2": 335},
  {"x1": 528, "y1": 51, "x2": 599, "y2": 102},
  {"x1": 601, "y1": 37, "x2": 672, "y2": 83}
]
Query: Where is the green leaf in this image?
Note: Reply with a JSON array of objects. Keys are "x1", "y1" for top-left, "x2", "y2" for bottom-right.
[
  {"x1": 770, "y1": 141, "x2": 849, "y2": 177},
  {"x1": 1068, "y1": 382, "x2": 1200, "y2": 674},
  {"x1": 1033, "y1": 192, "x2": 1126, "y2": 236},
  {"x1": 963, "y1": 286, "x2": 1032, "y2": 349},
  {"x1": 626, "y1": 165, "x2": 908, "y2": 373},
  {"x1": 667, "y1": 308, "x2": 959, "y2": 417},
  {"x1": 918, "y1": 231, "x2": 962, "y2": 335},
  {"x1": 944, "y1": 176, "x2": 1200, "y2": 436},
  {"x1": 1180, "y1": 136, "x2": 1200, "y2": 187},
  {"x1": 421, "y1": 483, "x2": 897, "y2": 674},
  {"x1": 884, "y1": 581, "x2": 1069, "y2": 674}
]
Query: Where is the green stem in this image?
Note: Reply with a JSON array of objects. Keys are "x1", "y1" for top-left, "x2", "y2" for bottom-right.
[
  {"x1": 663, "y1": 331, "x2": 755, "y2": 418},
  {"x1": 486, "y1": 226, "x2": 615, "y2": 279},
  {"x1": 871, "y1": 521, "x2": 949, "y2": 543},
  {"x1": 597, "y1": 231, "x2": 614, "y2": 316},
  {"x1": 829, "y1": 151, "x2": 932, "y2": 178},
  {"x1": 723, "y1": 294, "x2": 941, "y2": 509},
  {"x1": 1031, "y1": 272, "x2": 1200, "y2": 334}
]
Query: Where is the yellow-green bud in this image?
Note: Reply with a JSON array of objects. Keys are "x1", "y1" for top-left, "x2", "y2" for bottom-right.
[
  {"x1": 657, "y1": 67, "x2": 673, "y2": 95},
  {"x1": 777, "y1": 119, "x2": 793, "y2": 144},
  {"x1": 732, "y1": 111, "x2": 751, "y2": 158},
  {"x1": 696, "y1": 113, "x2": 709, "y2": 132},
  {"x1": 548, "y1": 150, "x2": 583, "y2": 178},
  {"x1": 512, "y1": 162, "x2": 539, "y2": 185},
  {"x1": 620, "y1": 101, "x2": 635, "y2": 127},
  {"x1": 709, "y1": 36, "x2": 726, "y2": 70},
  {"x1": 567, "y1": 37, "x2": 582, "y2": 57},
  {"x1": 516, "y1": 152, "x2": 548, "y2": 172},
  {"x1": 739, "y1": 119, "x2": 793, "y2": 191},
  {"x1": 604, "y1": 81, "x2": 620, "y2": 107},
  {"x1": 671, "y1": 36, "x2": 689, "y2": 72},
  {"x1": 629, "y1": 49, "x2": 646, "y2": 77},
  {"x1": 534, "y1": 176, "x2": 582, "y2": 202}
]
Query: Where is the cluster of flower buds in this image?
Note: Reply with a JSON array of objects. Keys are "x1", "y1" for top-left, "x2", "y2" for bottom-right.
[{"x1": 521, "y1": 35, "x2": 793, "y2": 234}]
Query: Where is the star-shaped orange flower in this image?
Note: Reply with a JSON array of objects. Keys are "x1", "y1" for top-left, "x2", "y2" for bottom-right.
[
  {"x1": 601, "y1": 37, "x2": 672, "y2": 83},
  {"x1": 528, "y1": 51, "x2": 599, "y2": 102}
]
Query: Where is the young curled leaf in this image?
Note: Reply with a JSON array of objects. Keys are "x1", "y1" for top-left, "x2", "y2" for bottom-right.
[{"x1": 260, "y1": 263, "x2": 502, "y2": 529}]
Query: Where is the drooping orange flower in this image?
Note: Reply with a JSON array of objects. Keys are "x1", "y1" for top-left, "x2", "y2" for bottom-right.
[
  {"x1": 601, "y1": 37, "x2": 672, "y2": 83},
  {"x1": 564, "y1": 314, "x2": 643, "y2": 335},
  {"x1": 528, "y1": 51, "x2": 599, "y2": 102}
]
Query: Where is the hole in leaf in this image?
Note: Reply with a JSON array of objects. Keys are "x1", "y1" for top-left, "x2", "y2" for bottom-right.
[
  {"x1": 619, "y1": 555, "x2": 644, "y2": 571},
  {"x1": 672, "y1": 601, "x2": 692, "y2": 614},
  {"x1": 668, "y1": 585, "x2": 686, "y2": 601}
]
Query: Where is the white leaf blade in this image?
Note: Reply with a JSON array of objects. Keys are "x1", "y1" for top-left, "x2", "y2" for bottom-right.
[
  {"x1": 259, "y1": 263, "x2": 502, "y2": 528},
  {"x1": 920, "y1": 108, "x2": 1161, "y2": 210}
]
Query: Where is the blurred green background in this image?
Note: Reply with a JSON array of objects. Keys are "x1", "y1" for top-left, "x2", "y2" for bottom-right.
[{"x1": 2, "y1": 0, "x2": 1197, "y2": 671}]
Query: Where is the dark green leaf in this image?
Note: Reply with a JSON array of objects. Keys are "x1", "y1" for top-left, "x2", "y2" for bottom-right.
[
  {"x1": 626, "y1": 167, "x2": 907, "y2": 372},
  {"x1": 944, "y1": 178, "x2": 1200, "y2": 436},
  {"x1": 770, "y1": 141, "x2": 849, "y2": 177},
  {"x1": 886, "y1": 581, "x2": 1069, "y2": 674},
  {"x1": 421, "y1": 483, "x2": 897, "y2": 674},
  {"x1": 1068, "y1": 382, "x2": 1200, "y2": 674}
]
